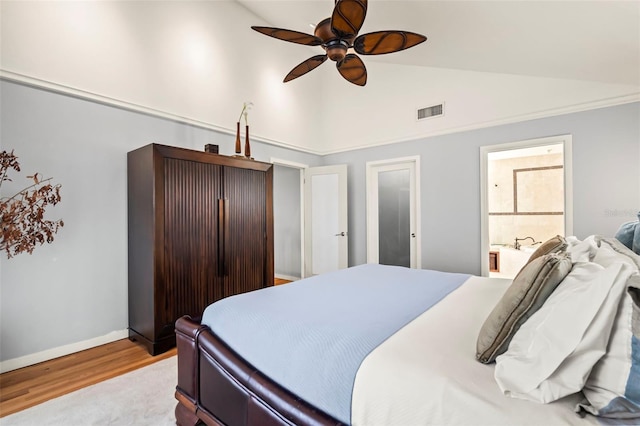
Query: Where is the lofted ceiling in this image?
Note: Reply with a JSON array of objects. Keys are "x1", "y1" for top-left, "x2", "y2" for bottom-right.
[
  {"x1": 237, "y1": 0, "x2": 640, "y2": 86},
  {"x1": 2, "y1": 0, "x2": 637, "y2": 153}
]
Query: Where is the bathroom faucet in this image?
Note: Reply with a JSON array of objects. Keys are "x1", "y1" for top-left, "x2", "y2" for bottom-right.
[{"x1": 514, "y1": 236, "x2": 537, "y2": 250}]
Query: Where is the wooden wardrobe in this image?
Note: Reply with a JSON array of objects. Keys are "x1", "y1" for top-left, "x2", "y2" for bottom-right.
[{"x1": 127, "y1": 143, "x2": 274, "y2": 355}]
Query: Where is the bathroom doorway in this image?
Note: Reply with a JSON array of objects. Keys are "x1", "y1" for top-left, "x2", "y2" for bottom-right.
[{"x1": 480, "y1": 135, "x2": 573, "y2": 278}]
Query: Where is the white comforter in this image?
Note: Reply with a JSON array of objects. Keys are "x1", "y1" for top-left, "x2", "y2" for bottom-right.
[{"x1": 351, "y1": 276, "x2": 600, "y2": 426}]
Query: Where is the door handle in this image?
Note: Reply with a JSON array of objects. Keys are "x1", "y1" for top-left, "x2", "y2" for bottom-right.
[
  {"x1": 411, "y1": 233, "x2": 416, "y2": 238},
  {"x1": 335, "y1": 232, "x2": 346, "y2": 237},
  {"x1": 218, "y1": 198, "x2": 229, "y2": 276}
]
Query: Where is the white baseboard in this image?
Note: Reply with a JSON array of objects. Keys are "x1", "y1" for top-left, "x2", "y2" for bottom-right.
[
  {"x1": 0, "y1": 329, "x2": 129, "y2": 373},
  {"x1": 275, "y1": 274, "x2": 301, "y2": 282}
]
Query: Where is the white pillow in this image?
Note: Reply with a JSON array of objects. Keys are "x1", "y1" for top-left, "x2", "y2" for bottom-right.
[
  {"x1": 564, "y1": 235, "x2": 598, "y2": 263},
  {"x1": 494, "y1": 260, "x2": 635, "y2": 403},
  {"x1": 577, "y1": 238, "x2": 640, "y2": 419}
]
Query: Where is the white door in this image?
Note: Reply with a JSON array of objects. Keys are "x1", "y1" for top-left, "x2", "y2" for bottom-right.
[
  {"x1": 304, "y1": 165, "x2": 348, "y2": 276},
  {"x1": 366, "y1": 157, "x2": 421, "y2": 268}
]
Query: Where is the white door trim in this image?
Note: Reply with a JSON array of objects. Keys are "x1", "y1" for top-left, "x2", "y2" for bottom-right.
[
  {"x1": 270, "y1": 157, "x2": 308, "y2": 279},
  {"x1": 479, "y1": 135, "x2": 573, "y2": 277},
  {"x1": 366, "y1": 156, "x2": 421, "y2": 268}
]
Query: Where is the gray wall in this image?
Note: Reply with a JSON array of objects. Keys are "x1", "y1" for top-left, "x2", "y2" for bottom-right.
[
  {"x1": 0, "y1": 79, "x2": 322, "y2": 363},
  {"x1": 1, "y1": 77, "x2": 638, "y2": 364},
  {"x1": 324, "y1": 102, "x2": 640, "y2": 274},
  {"x1": 274, "y1": 165, "x2": 302, "y2": 279}
]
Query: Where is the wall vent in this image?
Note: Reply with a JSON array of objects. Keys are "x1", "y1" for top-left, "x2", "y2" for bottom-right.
[{"x1": 417, "y1": 103, "x2": 444, "y2": 121}]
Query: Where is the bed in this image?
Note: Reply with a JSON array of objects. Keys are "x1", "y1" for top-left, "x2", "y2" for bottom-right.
[{"x1": 174, "y1": 235, "x2": 640, "y2": 426}]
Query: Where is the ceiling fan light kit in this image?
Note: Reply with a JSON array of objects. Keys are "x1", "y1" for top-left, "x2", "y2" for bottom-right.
[{"x1": 251, "y1": 0, "x2": 427, "y2": 86}]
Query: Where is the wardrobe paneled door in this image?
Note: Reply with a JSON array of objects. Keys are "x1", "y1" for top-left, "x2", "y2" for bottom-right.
[{"x1": 127, "y1": 144, "x2": 274, "y2": 355}]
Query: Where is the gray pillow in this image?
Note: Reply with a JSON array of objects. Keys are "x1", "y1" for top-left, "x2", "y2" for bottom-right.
[
  {"x1": 476, "y1": 253, "x2": 573, "y2": 364},
  {"x1": 528, "y1": 235, "x2": 567, "y2": 263}
]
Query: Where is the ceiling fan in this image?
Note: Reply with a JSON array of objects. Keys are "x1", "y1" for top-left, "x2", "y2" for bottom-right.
[{"x1": 251, "y1": 0, "x2": 427, "y2": 86}]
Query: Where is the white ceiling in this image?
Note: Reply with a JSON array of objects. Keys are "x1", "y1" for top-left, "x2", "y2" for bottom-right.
[{"x1": 238, "y1": 0, "x2": 640, "y2": 86}]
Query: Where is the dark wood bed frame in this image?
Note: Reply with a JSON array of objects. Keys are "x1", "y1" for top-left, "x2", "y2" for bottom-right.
[{"x1": 174, "y1": 316, "x2": 344, "y2": 426}]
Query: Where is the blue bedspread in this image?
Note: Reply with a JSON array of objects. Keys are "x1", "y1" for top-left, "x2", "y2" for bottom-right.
[{"x1": 201, "y1": 264, "x2": 470, "y2": 424}]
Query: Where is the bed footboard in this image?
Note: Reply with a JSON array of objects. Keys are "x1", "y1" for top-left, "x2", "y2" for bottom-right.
[
  {"x1": 175, "y1": 316, "x2": 209, "y2": 426},
  {"x1": 174, "y1": 315, "x2": 343, "y2": 426}
]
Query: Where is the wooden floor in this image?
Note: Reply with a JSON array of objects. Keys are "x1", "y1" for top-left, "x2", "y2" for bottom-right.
[
  {"x1": 0, "y1": 338, "x2": 176, "y2": 418},
  {"x1": 0, "y1": 278, "x2": 292, "y2": 418}
]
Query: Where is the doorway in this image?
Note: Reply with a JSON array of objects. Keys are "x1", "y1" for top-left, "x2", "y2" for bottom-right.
[
  {"x1": 272, "y1": 160, "x2": 349, "y2": 280},
  {"x1": 272, "y1": 160, "x2": 306, "y2": 281},
  {"x1": 480, "y1": 135, "x2": 573, "y2": 278},
  {"x1": 366, "y1": 156, "x2": 421, "y2": 268}
]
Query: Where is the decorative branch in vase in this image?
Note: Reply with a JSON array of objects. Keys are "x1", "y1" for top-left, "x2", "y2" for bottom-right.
[
  {"x1": 0, "y1": 150, "x2": 64, "y2": 258},
  {"x1": 235, "y1": 102, "x2": 253, "y2": 158},
  {"x1": 243, "y1": 104, "x2": 252, "y2": 159}
]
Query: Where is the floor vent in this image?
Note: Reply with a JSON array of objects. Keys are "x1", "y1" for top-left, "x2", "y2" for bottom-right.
[{"x1": 417, "y1": 103, "x2": 444, "y2": 121}]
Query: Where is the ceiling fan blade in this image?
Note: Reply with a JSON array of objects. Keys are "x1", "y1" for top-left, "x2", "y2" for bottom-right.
[
  {"x1": 331, "y1": 0, "x2": 367, "y2": 39},
  {"x1": 251, "y1": 26, "x2": 323, "y2": 46},
  {"x1": 284, "y1": 55, "x2": 328, "y2": 82},
  {"x1": 354, "y1": 31, "x2": 426, "y2": 55},
  {"x1": 336, "y1": 54, "x2": 367, "y2": 86}
]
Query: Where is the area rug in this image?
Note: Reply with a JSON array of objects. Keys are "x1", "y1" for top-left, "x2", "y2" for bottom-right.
[{"x1": 2, "y1": 356, "x2": 177, "y2": 426}]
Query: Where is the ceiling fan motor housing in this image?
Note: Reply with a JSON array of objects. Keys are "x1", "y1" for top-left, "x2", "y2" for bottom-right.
[
  {"x1": 315, "y1": 17, "x2": 354, "y2": 62},
  {"x1": 325, "y1": 40, "x2": 349, "y2": 61}
]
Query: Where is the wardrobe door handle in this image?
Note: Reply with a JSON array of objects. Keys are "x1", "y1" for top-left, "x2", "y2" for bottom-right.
[
  {"x1": 223, "y1": 199, "x2": 229, "y2": 276},
  {"x1": 218, "y1": 198, "x2": 229, "y2": 276}
]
